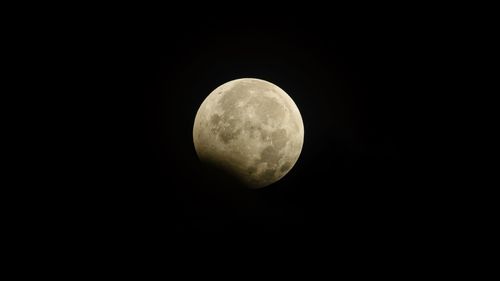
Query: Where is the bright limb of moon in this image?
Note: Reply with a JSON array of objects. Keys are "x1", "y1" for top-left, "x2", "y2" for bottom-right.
[{"x1": 193, "y1": 78, "x2": 304, "y2": 189}]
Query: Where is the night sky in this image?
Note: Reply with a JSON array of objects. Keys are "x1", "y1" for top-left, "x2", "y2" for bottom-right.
[{"x1": 82, "y1": 6, "x2": 441, "y2": 241}]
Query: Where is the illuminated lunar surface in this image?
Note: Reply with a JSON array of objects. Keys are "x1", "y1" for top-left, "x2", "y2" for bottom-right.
[{"x1": 193, "y1": 78, "x2": 304, "y2": 189}]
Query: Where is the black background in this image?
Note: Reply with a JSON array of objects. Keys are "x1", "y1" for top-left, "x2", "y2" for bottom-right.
[{"x1": 77, "y1": 5, "x2": 445, "y2": 243}]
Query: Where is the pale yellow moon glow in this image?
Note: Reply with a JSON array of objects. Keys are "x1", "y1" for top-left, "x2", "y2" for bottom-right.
[{"x1": 193, "y1": 78, "x2": 304, "y2": 189}]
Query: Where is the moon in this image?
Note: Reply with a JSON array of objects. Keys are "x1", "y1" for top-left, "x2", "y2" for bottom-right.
[{"x1": 193, "y1": 78, "x2": 304, "y2": 189}]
